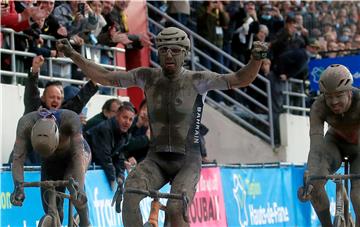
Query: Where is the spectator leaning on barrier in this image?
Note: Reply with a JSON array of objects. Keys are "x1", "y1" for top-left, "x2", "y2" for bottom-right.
[
  {"x1": 85, "y1": 103, "x2": 136, "y2": 213},
  {"x1": 123, "y1": 99, "x2": 150, "y2": 170}
]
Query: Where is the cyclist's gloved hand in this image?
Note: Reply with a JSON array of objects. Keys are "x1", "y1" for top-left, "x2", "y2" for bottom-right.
[
  {"x1": 251, "y1": 41, "x2": 268, "y2": 60},
  {"x1": 56, "y1": 38, "x2": 74, "y2": 57},
  {"x1": 297, "y1": 184, "x2": 313, "y2": 202},
  {"x1": 10, "y1": 185, "x2": 25, "y2": 206},
  {"x1": 112, "y1": 179, "x2": 124, "y2": 213}
]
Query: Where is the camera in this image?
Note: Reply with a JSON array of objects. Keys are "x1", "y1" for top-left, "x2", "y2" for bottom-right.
[{"x1": 78, "y1": 3, "x2": 85, "y2": 15}]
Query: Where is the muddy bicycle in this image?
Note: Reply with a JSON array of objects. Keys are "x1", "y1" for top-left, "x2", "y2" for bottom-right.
[
  {"x1": 298, "y1": 158, "x2": 360, "y2": 227},
  {"x1": 125, "y1": 188, "x2": 189, "y2": 227},
  {"x1": 17, "y1": 177, "x2": 80, "y2": 227}
]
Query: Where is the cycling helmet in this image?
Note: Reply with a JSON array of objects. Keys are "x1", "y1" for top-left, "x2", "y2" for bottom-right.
[
  {"x1": 319, "y1": 64, "x2": 353, "y2": 93},
  {"x1": 155, "y1": 27, "x2": 190, "y2": 50},
  {"x1": 31, "y1": 118, "x2": 59, "y2": 158}
]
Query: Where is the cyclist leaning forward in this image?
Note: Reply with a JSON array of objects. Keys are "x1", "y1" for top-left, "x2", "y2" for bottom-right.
[
  {"x1": 299, "y1": 64, "x2": 360, "y2": 226},
  {"x1": 56, "y1": 27, "x2": 268, "y2": 227}
]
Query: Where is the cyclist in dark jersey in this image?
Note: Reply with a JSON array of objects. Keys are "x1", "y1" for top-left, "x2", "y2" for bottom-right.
[
  {"x1": 56, "y1": 26, "x2": 268, "y2": 227},
  {"x1": 298, "y1": 64, "x2": 360, "y2": 226},
  {"x1": 10, "y1": 109, "x2": 91, "y2": 227}
]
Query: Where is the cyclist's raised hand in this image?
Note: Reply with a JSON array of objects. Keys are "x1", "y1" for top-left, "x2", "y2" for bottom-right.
[
  {"x1": 251, "y1": 41, "x2": 269, "y2": 61},
  {"x1": 10, "y1": 186, "x2": 25, "y2": 206},
  {"x1": 56, "y1": 38, "x2": 74, "y2": 57}
]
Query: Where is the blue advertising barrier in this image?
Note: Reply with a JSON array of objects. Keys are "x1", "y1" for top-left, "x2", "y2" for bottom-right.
[
  {"x1": 1, "y1": 166, "x2": 357, "y2": 227},
  {"x1": 220, "y1": 165, "x2": 309, "y2": 227},
  {"x1": 1, "y1": 169, "x2": 170, "y2": 227},
  {"x1": 308, "y1": 55, "x2": 360, "y2": 92}
]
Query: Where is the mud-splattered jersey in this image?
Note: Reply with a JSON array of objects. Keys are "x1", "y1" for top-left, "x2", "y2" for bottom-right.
[{"x1": 113, "y1": 67, "x2": 229, "y2": 154}]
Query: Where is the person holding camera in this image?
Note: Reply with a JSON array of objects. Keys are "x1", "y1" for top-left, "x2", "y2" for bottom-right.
[{"x1": 52, "y1": 1, "x2": 98, "y2": 46}]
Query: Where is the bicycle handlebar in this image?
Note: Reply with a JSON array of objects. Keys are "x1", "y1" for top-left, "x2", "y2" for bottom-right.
[
  {"x1": 307, "y1": 173, "x2": 360, "y2": 181},
  {"x1": 18, "y1": 178, "x2": 79, "y2": 201},
  {"x1": 20, "y1": 180, "x2": 71, "y2": 188},
  {"x1": 125, "y1": 188, "x2": 190, "y2": 223},
  {"x1": 125, "y1": 188, "x2": 184, "y2": 200}
]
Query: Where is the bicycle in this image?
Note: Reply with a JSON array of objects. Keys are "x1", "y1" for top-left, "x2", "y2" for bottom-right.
[
  {"x1": 17, "y1": 177, "x2": 80, "y2": 227},
  {"x1": 298, "y1": 158, "x2": 360, "y2": 227},
  {"x1": 125, "y1": 188, "x2": 189, "y2": 227}
]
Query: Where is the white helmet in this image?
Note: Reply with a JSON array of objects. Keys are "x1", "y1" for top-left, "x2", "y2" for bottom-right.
[
  {"x1": 156, "y1": 27, "x2": 190, "y2": 50},
  {"x1": 31, "y1": 118, "x2": 59, "y2": 158},
  {"x1": 319, "y1": 64, "x2": 353, "y2": 93}
]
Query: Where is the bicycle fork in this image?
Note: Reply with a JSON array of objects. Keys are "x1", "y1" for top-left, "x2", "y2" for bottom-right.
[{"x1": 148, "y1": 198, "x2": 166, "y2": 227}]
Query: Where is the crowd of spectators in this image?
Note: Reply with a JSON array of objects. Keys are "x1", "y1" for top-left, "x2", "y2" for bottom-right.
[
  {"x1": 1, "y1": 0, "x2": 150, "y2": 91},
  {"x1": 2, "y1": 0, "x2": 360, "y2": 148}
]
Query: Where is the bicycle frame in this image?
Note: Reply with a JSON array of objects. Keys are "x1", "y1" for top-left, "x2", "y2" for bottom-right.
[
  {"x1": 125, "y1": 188, "x2": 189, "y2": 227},
  {"x1": 19, "y1": 178, "x2": 79, "y2": 227}
]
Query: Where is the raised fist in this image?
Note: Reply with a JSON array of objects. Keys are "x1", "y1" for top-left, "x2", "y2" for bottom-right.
[
  {"x1": 251, "y1": 41, "x2": 269, "y2": 61},
  {"x1": 56, "y1": 38, "x2": 74, "y2": 57}
]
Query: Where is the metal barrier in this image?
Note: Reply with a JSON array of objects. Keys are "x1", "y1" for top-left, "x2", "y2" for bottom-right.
[
  {"x1": 283, "y1": 78, "x2": 311, "y2": 116},
  {"x1": 0, "y1": 27, "x2": 126, "y2": 94},
  {"x1": 146, "y1": 3, "x2": 275, "y2": 147}
]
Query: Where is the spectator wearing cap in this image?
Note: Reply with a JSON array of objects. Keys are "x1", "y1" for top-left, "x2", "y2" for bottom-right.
[
  {"x1": 306, "y1": 38, "x2": 322, "y2": 59},
  {"x1": 85, "y1": 104, "x2": 136, "y2": 189}
]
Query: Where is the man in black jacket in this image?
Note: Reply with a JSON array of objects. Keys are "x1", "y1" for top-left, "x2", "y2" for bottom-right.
[{"x1": 85, "y1": 104, "x2": 135, "y2": 212}]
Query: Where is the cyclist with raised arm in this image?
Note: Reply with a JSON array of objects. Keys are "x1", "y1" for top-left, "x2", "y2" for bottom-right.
[
  {"x1": 10, "y1": 109, "x2": 91, "y2": 227},
  {"x1": 56, "y1": 26, "x2": 268, "y2": 227},
  {"x1": 298, "y1": 64, "x2": 360, "y2": 226}
]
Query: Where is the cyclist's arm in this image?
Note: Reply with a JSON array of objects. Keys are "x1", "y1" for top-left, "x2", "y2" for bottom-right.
[
  {"x1": 88, "y1": 125, "x2": 117, "y2": 183},
  {"x1": 224, "y1": 58, "x2": 263, "y2": 89},
  {"x1": 57, "y1": 42, "x2": 150, "y2": 87},
  {"x1": 193, "y1": 58, "x2": 262, "y2": 94},
  {"x1": 309, "y1": 99, "x2": 326, "y2": 152},
  {"x1": 12, "y1": 114, "x2": 36, "y2": 185}
]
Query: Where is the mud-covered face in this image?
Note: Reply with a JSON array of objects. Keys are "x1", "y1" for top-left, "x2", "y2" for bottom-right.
[
  {"x1": 324, "y1": 90, "x2": 352, "y2": 114},
  {"x1": 158, "y1": 45, "x2": 186, "y2": 77}
]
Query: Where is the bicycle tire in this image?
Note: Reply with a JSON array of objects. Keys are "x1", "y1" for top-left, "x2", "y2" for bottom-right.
[
  {"x1": 334, "y1": 215, "x2": 346, "y2": 227},
  {"x1": 38, "y1": 214, "x2": 61, "y2": 227}
]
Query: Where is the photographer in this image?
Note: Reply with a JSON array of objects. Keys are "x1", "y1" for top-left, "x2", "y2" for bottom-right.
[{"x1": 52, "y1": 1, "x2": 98, "y2": 46}]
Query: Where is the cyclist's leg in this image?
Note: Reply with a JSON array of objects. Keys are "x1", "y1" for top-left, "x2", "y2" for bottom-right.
[
  {"x1": 123, "y1": 157, "x2": 168, "y2": 227},
  {"x1": 347, "y1": 144, "x2": 360, "y2": 226},
  {"x1": 164, "y1": 151, "x2": 202, "y2": 227},
  {"x1": 41, "y1": 161, "x2": 66, "y2": 222},
  {"x1": 307, "y1": 133, "x2": 342, "y2": 226},
  {"x1": 65, "y1": 147, "x2": 91, "y2": 227}
]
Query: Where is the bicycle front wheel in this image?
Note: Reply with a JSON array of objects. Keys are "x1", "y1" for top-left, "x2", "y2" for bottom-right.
[{"x1": 38, "y1": 214, "x2": 61, "y2": 227}]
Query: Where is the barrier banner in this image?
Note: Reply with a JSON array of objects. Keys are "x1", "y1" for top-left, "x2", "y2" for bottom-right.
[
  {"x1": 220, "y1": 166, "x2": 302, "y2": 227},
  {"x1": 189, "y1": 167, "x2": 227, "y2": 227},
  {"x1": 308, "y1": 55, "x2": 360, "y2": 92},
  {"x1": 0, "y1": 169, "x2": 171, "y2": 227}
]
